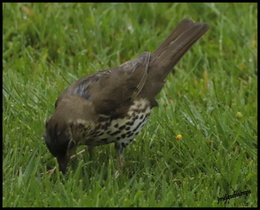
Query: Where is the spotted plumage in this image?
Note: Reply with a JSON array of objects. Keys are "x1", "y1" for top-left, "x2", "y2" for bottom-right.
[{"x1": 44, "y1": 19, "x2": 209, "y2": 173}]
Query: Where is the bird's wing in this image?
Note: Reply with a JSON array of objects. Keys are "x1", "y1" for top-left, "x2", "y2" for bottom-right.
[{"x1": 55, "y1": 52, "x2": 151, "y2": 117}]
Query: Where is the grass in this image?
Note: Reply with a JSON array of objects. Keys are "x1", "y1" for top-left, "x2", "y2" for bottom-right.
[{"x1": 3, "y1": 2, "x2": 257, "y2": 207}]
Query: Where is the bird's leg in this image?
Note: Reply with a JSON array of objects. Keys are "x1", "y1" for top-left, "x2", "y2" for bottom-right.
[{"x1": 114, "y1": 142, "x2": 125, "y2": 176}]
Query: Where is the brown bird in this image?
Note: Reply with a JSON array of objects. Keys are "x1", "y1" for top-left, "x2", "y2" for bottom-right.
[{"x1": 44, "y1": 18, "x2": 209, "y2": 174}]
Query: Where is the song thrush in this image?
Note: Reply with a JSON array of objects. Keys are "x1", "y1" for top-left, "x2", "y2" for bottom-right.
[{"x1": 44, "y1": 18, "x2": 209, "y2": 173}]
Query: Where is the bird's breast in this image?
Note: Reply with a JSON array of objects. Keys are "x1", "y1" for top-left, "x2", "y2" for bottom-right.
[{"x1": 85, "y1": 98, "x2": 151, "y2": 146}]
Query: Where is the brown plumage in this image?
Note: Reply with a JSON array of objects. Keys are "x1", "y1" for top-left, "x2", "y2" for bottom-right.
[{"x1": 44, "y1": 18, "x2": 209, "y2": 173}]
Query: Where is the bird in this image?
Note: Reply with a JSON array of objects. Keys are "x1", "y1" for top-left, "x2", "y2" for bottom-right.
[{"x1": 44, "y1": 18, "x2": 209, "y2": 174}]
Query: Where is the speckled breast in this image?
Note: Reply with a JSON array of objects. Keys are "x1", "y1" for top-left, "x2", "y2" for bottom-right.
[{"x1": 90, "y1": 98, "x2": 151, "y2": 147}]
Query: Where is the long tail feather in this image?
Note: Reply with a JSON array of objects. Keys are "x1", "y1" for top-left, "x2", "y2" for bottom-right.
[
  {"x1": 151, "y1": 19, "x2": 209, "y2": 79},
  {"x1": 140, "y1": 19, "x2": 209, "y2": 102}
]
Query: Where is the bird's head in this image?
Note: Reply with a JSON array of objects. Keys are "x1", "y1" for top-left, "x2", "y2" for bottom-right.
[
  {"x1": 44, "y1": 116, "x2": 76, "y2": 174},
  {"x1": 44, "y1": 95, "x2": 97, "y2": 173}
]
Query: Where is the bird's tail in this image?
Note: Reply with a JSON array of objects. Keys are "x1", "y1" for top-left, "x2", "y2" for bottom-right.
[
  {"x1": 141, "y1": 19, "x2": 209, "y2": 101},
  {"x1": 151, "y1": 18, "x2": 209, "y2": 79}
]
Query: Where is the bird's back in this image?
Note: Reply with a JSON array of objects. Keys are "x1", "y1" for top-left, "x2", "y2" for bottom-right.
[{"x1": 56, "y1": 19, "x2": 209, "y2": 120}]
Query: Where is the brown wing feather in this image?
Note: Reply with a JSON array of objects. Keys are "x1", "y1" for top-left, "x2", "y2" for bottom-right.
[
  {"x1": 56, "y1": 52, "x2": 151, "y2": 118},
  {"x1": 89, "y1": 52, "x2": 150, "y2": 117}
]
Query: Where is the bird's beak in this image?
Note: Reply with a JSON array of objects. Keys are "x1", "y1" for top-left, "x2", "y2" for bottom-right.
[{"x1": 57, "y1": 155, "x2": 69, "y2": 174}]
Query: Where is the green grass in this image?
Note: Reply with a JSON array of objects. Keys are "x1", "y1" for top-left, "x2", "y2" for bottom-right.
[{"x1": 3, "y1": 2, "x2": 257, "y2": 207}]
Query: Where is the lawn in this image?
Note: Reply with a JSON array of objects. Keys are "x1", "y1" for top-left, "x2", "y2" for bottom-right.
[{"x1": 3, "y1": 2, "x2": 257, "y2": 207}]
